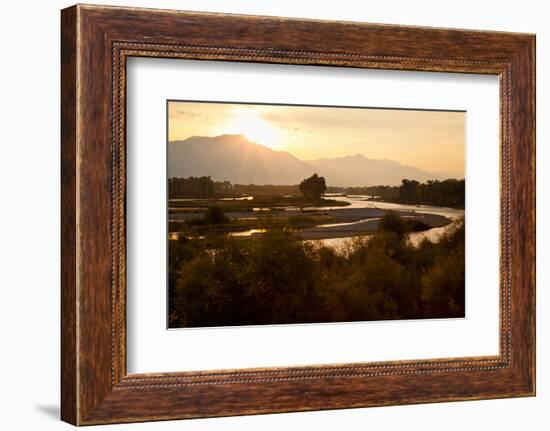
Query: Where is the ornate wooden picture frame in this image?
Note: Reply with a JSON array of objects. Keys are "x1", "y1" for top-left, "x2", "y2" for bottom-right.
[{"x1": 61, "y1": 4, "x2": 535, "y2": 425}]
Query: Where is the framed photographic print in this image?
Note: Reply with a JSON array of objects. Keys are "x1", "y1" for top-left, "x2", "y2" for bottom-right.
[
  {"x1": 164, "y1": 100, "x2": 467, "y2": 330},
  {"x1": 61, "y1": 4, "x2": 535, "y2": 425}
]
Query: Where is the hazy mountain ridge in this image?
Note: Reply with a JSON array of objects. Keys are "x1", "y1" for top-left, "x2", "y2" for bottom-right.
[
  {"x1": 168, "y1": 134, "x2": 441, "y2": 186},
  {"x1": 307, "y1": 154, "x2": 439, "y2": 186}
]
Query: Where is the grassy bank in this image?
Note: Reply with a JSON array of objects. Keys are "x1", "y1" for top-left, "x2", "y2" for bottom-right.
[
  {"x1": 169, "y1": 194, "x2": 350, "y2": 213},
  {"x1": 170, "y1": 212, "x2": 339, "y2": 237}
]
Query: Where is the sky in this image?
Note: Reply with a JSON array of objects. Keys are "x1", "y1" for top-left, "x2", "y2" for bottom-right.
[{"x1": 168, "y1": 101, "x2": 465, "y2": 178}]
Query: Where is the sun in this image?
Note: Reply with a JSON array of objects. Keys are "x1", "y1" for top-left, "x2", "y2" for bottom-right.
[{"x1": 225, "y1": 110, "x2": 281, "y2": 149}]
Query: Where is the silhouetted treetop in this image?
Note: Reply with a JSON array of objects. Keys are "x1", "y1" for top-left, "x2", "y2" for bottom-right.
[{"x1": 299, "y1": 173, "x2": 327, "y2": 201}]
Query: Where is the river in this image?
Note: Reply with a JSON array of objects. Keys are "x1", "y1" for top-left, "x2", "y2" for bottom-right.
[
  {"x1": 171, "y1": 194, "x2": 464, "y2": 248},
  {"x1": 303, "y1": 194, "x2": 464, "y2": 250}
]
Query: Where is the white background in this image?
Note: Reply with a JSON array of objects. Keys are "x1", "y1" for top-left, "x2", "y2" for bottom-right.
[
  {"x1": 127, "y1": 59, "x2": 500, "y2": 373},
  {"x1": 0, "y1": 0, "x2": 547, "y2": 430}
]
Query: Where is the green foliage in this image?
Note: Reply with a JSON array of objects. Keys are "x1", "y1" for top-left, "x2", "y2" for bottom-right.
[
  {"x1": 203, "y1": 205, "x2": 229, "y2": 224},
  {"x1": 379, "y1": 212, "x2": 431, "y2": 241},
  {"x1": 328, "y1": 178, "x2": 465, "y2": 208},
  {"x1": 169, "y1": 215, "x2": 465, "y2": 328},
  {"x1": 169, "y1": 176, "x2": 464, "y2": 207},
  {"x1": 421, "y1": 217, "x2": 465, "y2": 318},
  {"x1": 299, "y1": 173, "x2": 327, "y2": 201},
  {"x1": 169, "y1": 194, "x2": 349, "y2": 213},
  {"x1": 406, "y1": 218, "x2": 431, "y2": 232},
  {"x1": 379, "y1": 210, "x2": 408, "y2": 239},
  {"x1": 169, "y1": 176, "x2": 215, "y2": 198},
  {"x1": 185, "y1": 205, "x2": 230, "y2": 227},
  {"x1": 286, "y1": 215, "x2": 316, "y2": 226}
]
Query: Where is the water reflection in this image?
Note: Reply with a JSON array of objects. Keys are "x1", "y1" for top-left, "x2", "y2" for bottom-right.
[
  {"x1": 229, "y1": 229, "x2": 267, "y2": 237},
  {"x1": 310, "y1": 194, "x2": 464, "y2": 250},
  {"x1": 168, "y1": 194, "x2": 464, "y2": 249}
]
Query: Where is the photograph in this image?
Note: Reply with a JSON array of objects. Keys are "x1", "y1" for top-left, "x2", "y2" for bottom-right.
[{"x1": 167, "y1": 101, "x2": 466, "y2": 328}]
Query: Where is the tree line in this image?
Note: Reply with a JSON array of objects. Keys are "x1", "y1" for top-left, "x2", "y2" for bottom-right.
[
  {"x1": 168, "y1": 212, "x2": 465, "y2": 328},
  {"x1": 328, "y1": 178, "x2": 465, "y2": 208},
  {"x1": 169, "y1": 174, "x2": 328, "y2": 200},
  {"x1": 169, "y1": 176, "x2": 300, "y2": 198},
  {"x1": 169, "y1": 176, "x2": 465, "y2": 208}
]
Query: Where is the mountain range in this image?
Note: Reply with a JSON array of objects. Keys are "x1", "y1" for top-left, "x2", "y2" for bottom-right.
[{"x1": 168, "y1": 134, "x2": 441, "y2": 186}]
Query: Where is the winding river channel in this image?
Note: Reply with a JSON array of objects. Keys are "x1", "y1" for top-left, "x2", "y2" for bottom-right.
[
  {"x1": 302, "y1": 194, "x2": 464, "y2": 249},
  {"x1": 169, "y1": 194, "x2": 464, "y2": 249}
]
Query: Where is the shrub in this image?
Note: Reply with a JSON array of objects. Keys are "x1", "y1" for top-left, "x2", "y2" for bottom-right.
[
  {"x1": 203, "y1": 205, "x2": 229, "y2": 224},
  {"x1": 168, "y1": 218, "x2": 466, "y2": 327}
]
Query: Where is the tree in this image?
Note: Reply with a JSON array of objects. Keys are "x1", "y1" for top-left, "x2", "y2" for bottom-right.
[
  {"x1": 399, "y1": 179, "x2": 420, "y2": 202},
  {"x1": 379, "y1": 210, "x2": 407, "y2": 240},
  {"x1": 168, "y1": 176, "x2": 215, "y2": 198},
  {"x1": 421, "y1": 218, "x2": 465, "y2": 318},
  {"x1": 203, "y1": 205, "x2": 229, "y2": 224},
  {"x1": 299, "y1": 173, "x2": 327, "y2": 201}
]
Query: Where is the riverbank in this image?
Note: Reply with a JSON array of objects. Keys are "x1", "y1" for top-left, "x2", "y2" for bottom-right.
[
  {"x1": 298, "y1": 211, "x2": 450, "y2": 240},
  {"x1": 168, "y1": 194, "x2": 462, "y2": 246},
  {"x1": 168, "y1": 195, "x2": 350, "y2": 214},
  {"x1": 364, "y1": 197, "x2": 465, "y2": 211}
]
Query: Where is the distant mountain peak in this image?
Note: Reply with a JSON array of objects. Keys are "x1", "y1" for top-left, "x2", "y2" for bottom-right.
[
  {"x1": 184, "y1": 133, "x2": 249, "y2": 143},
  {"x1": 169, "y1": 135, "x2": 440, "y2": 186},
  {"x1": 217, "y1": 133, "x2": 248, "y2": 140},
  {"x1": 172, "y1": 133, "x2": 251, "y2": 143}
]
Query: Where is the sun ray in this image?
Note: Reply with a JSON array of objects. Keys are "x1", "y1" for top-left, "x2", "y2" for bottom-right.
[{"x1": 225, "y1": 110, "x2": 281, "y2": 149}]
